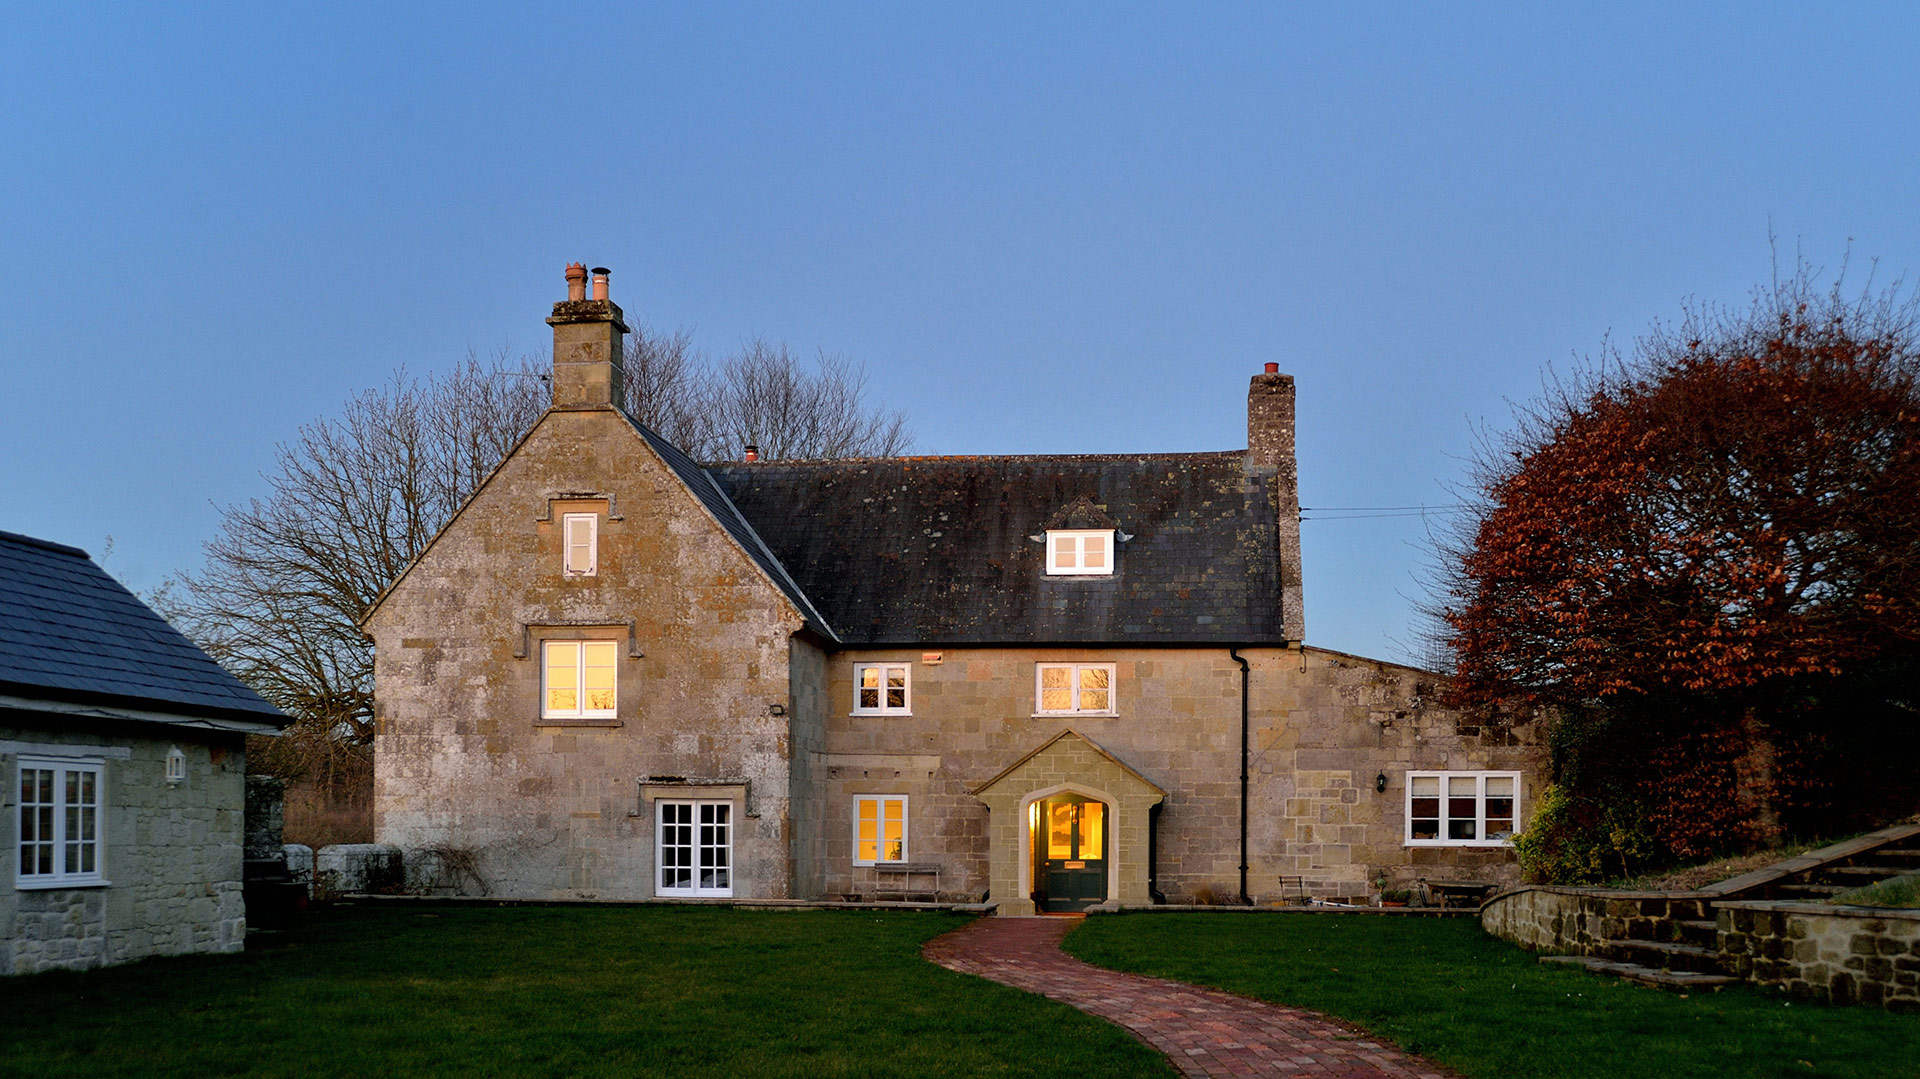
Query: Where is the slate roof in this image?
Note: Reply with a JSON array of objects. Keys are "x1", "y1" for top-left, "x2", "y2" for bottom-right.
[
  {"x1": 0, "y1": 530, "x2": 286, "y2": 724},
  {"x1": 708, "y1": 452, "x2": 1287, "y2": 646}
]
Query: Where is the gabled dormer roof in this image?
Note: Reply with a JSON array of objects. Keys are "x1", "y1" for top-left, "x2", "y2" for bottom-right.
[
  {"x1": 1041, "y1": 494, "x2": 1120, "y2": 532},
  {"x1": 709, "y1": 450, "x2": 1288, "y2": 646},
  {"x1": 0, "y1": 530, "x2": 287, "y2": 729}
]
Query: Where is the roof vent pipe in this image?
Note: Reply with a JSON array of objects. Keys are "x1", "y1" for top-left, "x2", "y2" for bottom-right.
[
  {"x1": 565, "y1": 263, "x2": 588, "y2": 302},
  {"x1": 590, "y1": 267, "x2": 611, "y2": 301},
  {"x1": 744, "y1": 443, "x2": 760, "y2": 463}
]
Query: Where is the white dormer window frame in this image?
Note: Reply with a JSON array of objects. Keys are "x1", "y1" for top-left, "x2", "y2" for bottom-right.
[
  {"x1": 562, "y1": 513, "x2": 598, "y2": 577},
  {"x1": 1046, "y1": 529, "x2": 1115, "y2": 576}
]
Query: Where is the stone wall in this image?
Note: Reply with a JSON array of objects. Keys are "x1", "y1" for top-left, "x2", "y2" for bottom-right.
[
  {"x1": 369, "y1": 407, "x2": 810, "y2": 901},
  {"x1": 1719, "y1": 901, "x2": 1920, "y2": 1011},
  {"x1": 818, "y1": 645, "x2": 1541, "y2": 905},
  {"x1": 3, "y1": 725, "x2": 248, "y2": 974},
  {"x1": 1480, "y1": 887, "x2": 1715, "y2": 955}
]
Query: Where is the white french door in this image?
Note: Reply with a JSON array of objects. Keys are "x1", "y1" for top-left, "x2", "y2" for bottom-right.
[{"x1": 656, "y1": 799, "x2": 733, "y2": 897}]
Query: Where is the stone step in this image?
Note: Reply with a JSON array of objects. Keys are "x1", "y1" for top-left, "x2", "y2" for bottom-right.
[
  {"x1": 1601, "y1": 938, "x2": 1725, "y2": 974},
  {"x1": 1675, "y1": 919, "x2": 1718, "y2": 948},
  {"x1": 1539, "y1": 954, "x2": 1738, "y2": 991},
  {"x1": 1774, "y1": 882, "x2": 1848, "y2": 897},
  {"x1": 1872, "y1": 847, "x2": 1920, "y2": 861},
  {"x1": 1822, "y1": 865, "x2": 1911, "y2": 879}
]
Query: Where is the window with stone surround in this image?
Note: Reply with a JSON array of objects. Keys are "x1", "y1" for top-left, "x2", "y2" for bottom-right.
[
  {"x1": 853, "y1": 795, "x2": 908, "y2": 865},
  {"x1": 542, "y1": 640, "x2": 617, "y2": 720},
  {"x1": 562, "y1": 512, "x2": 598, "y2": 576},
  {"x1": 1406, "y1": 771, "x2": 1519, "y2": 846},
  {"x1": 1035, "y1": 662, "x2": 1116, "y2": 715},
  {"x1": 16, "y1": 757, "x2": 104, "y2": 888},
  {"x1": 852, "y1": 662, "x2": 910, "y2": 715}
]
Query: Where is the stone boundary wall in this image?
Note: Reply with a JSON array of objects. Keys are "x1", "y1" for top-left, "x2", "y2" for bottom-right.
[
  {"x1": 1719, "y1": 901, "x2": 1920, "y2": 1011},
  {"x1": 1480, "y1": 886, "x2": 1712, "y2": 954}
]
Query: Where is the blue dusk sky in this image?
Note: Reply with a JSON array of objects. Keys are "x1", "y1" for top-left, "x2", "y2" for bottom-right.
[{"x1": 3, "y1": 6, "x2": 1917, "y2": 663}]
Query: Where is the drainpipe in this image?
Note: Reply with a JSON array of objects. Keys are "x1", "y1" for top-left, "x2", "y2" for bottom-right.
[
  {"x1": 1148, "y1": 802, "x2": 1167, "y2": 905},
  {"x1": 1230, "y1": 647, "x2": 1251, "y2": 905}
]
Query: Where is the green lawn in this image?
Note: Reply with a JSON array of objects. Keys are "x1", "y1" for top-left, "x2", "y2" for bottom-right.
[
  {"x1": 1065, "y1": 913, "x2": 1920, "y2": 1079},
  {"x1": 0, "y1": 904, "x2": 1172, "y2": 1079}
]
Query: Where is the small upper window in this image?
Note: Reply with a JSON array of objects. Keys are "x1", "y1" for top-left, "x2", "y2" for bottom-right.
[
  {"x1": 1035, "y1": 662, "x2": 1116, "y2": 715},
  {"x1": 563, "y1": 513, "x2": 597, "y2": 576},
  {"x1": 165, "y1": 747, "x2": 187, "y2": 785},
  {"x1": 543, "y1": 640, "x2": 618, "y2": 719},
  {"x1": 853, "y1": 663, "x2": 911, "y2": 715},
  {"x1": 1046, "y1": 530, "x2": 1114, "y2": 575}
]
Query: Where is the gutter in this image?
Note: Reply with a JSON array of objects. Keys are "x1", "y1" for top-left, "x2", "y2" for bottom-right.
[{"x1": 1229, "y1": 646, "x2": 1251, "y2": 905}]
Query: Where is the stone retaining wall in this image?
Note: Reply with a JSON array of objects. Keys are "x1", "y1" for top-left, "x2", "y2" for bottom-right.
[
  {"x1": 1480, "y1": 886, "x2": 1712, "y2": 955},
  {"x1": 1719, "y1": 901, "x2": 1920, "y2": 1011}
]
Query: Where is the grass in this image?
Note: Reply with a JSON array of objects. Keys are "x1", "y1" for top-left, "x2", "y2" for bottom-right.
[
  {"x1": 1832, "y1": 872, "x2": 1920, "y2": 908},
  {"x1": 0, "y1": 903, "x2": 1173, "y2": 1079},
  {"x1": 1066, "y1": 913, "x2": 1920, "y2": 1079}
]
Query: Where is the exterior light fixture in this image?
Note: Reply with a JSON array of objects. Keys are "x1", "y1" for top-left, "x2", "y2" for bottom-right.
[{"x1": 1375, "y1": 772, "x2": 1389, "y2": 794}]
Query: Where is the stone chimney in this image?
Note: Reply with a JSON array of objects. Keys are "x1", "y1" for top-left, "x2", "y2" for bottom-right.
[
  {"x1": 1247, "y1": 363, "x2": 1304, "y2": 643},
  {"x1": 546, "y1": 263, "x2": 629, "y2": 409}
]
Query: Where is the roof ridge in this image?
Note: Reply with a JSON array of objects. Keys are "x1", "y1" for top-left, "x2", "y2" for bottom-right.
[{"x1": 0, "y1": 530, "x2": 89, "y2": 559}]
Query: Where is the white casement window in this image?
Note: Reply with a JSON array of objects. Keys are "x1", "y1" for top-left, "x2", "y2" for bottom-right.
[
  {"x1": 1035, "y1": 662, "x2": 1117, "y2": 716},
  {"x1": 562, "y1": 513, "x2": 598, "y2": 577},
  {"x1": 853, "y1": 795, "x2": 908, "y2": 866},
  {"x1": 541, "y1": 640, "x2": 618, "y2": 719},
  {"x1": 1046, "y1": 530, "x2": 1115, "y2": 576},
  {"x1": 852, "y1": 662, "x2": 910, "y2": 715},
  {"x1": 656, "y1": 799, "x2": 733, "y2": 897},
  {"x1": 1406, "y1": 771, "x2": 1520, "y2": 846},
  {"x1": 16, "y1": 758, "x2": 105, "y2": 887}
]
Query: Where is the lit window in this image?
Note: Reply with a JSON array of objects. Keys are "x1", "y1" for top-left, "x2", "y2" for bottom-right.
[
  {"x1": 852, "y1": 662, "x2": 910, "y2": 715},
  {"x1": 1035, "y1": 662, "x2": 1116, "y2": 715},
  {"x1": 542, "y1": 641, "x2": 618, "y2": 719},
  {"x1": 17, "y1": 758, "x2": 105, "y2": 887},
  {"x1": 656, "y1": 799, "x2": 732, "y2": 897},
  {"x1": 562, "y1": 513, "x2": 598, "y2": 576},
  {"x1": 1046, "y1": 530, "x2": 1114, "y2": 575},
  {"x1": 1406, "y1": 771, "x2": 1520, "y2": 846},
  {"x1": 853, "y1": 795, "x2": 908, "y2": 865}
]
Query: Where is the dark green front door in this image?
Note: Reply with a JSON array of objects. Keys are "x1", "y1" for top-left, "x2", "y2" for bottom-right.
[{"x1": 1035, "y1": 795, "x2": 1107, "y2": 912}]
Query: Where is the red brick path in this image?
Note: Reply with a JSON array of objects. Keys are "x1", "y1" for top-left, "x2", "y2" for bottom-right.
[{"x1": 923, "y1": 916, "x2": 1463, "y2": 1079}]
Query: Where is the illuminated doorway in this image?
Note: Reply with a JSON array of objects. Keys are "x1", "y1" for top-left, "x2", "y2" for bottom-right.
[{"x1": 1030, "y1": 794, "x2": 1107, "y2": 912}]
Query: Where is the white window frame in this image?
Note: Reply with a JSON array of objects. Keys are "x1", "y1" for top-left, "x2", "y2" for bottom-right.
[
  {"x1": 165, "y1": 746, "x2": 187, "y2": 785},
  {"x1": 562, "y1": 512, "x2": 598, "y2": 577},
  {"x1": 851, "y1": 662, "x2": 911, "y2": 715},
  {"x1": 1405, "y1": 770, "x2": 1521, "y2": 847},
  {"x1": 852, "y1": 795, "x2": 909, "y2": 866},
  {"x1": 16, "y1": 757, "x2": 107, "y2": 888},
  {"x1": 655, "y1": 799, "x2": 733, "y2": 898},
  {"x1": 1034, "y1": 662, "x2": 1118, "y2": 716},
  {"x1": 1045, "y1": 529, "x2": 1115, "y2": 576},
  {"x1": 540, "y1": 640, "x2": 618, "y2": 720}
]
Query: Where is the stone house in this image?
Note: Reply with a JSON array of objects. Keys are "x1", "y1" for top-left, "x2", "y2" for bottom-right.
[
  {"x1": 2, "y1": 531, "x2": 289, "y2": 972},
  {"x1": 367, "y1": 264, "x2": 1542, "y2": 912}
]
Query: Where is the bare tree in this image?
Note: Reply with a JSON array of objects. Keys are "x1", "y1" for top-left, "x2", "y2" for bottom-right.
[{"x1": 165, "y1": 327, "x2": 912, "y2": 833}]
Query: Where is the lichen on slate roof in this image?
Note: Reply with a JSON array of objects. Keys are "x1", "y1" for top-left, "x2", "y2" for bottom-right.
[{"x1": 709, "y1": 451, "x2": 1287, "y2": 646}]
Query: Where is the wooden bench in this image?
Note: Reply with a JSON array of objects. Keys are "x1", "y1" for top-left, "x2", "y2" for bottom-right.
[
  {"x1": 1423, "y1": 880, "x2": 1494, "y2": 909},
  {"x1": 871, "y1": 862, "x2": 942, "y2": 899}
]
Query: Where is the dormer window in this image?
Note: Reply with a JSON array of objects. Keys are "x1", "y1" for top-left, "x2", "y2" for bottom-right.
[
  {"x1": 1046, "y1": 530, "x2": 1113, "y2": 576},
  {"x1": 563, "y1": 513, "x2": 598, "y2": 576}
]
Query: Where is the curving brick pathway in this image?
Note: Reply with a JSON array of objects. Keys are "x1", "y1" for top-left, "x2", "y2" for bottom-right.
[{"x1": 924, "y1": 916, "x2": 1464, "y2": 1079}]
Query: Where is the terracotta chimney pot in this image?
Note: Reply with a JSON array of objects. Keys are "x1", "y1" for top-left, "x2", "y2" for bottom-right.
[
  {"x1": 565, "y1": 262, "x2": 588, "y2": 302},
  {"x1": 591, "y1": 267, "x2": 610, "y2": 302},
  {"x1": 1264, "y1": 362, "x2": 1279, "y2": 374},
  {"x1": 744, "y1": 443, "x2": 760, "y2": 463}
]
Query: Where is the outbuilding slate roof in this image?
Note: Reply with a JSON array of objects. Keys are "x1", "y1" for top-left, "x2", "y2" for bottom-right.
[
  {"x1": 0, "y1": 530, "x2": 286, "y2": 724},
  {"x1": 708, "y1": 451, "x2": 1288, "y2": 646}
]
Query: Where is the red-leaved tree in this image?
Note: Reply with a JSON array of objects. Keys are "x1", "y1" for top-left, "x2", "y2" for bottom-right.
[{"x1": 1437, "y1": 269, "x2": 1920, "y2": 872}]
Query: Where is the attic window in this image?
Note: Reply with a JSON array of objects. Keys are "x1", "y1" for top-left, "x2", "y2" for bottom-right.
[
  {"x1": 562, "y1": 513, "x2": 597, "y2": 576},
  {"x1": 1046, "y1": 530, "x2": 1114, "y2": 576}
]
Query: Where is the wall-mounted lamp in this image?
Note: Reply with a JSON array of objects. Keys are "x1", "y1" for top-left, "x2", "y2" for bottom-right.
[
  {"x1": 768, "y1": 703, "x2": 787, "y2": 716},
  {"x1": 1375, "y1": 772, "x2": 1389, "y2": 794}
]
